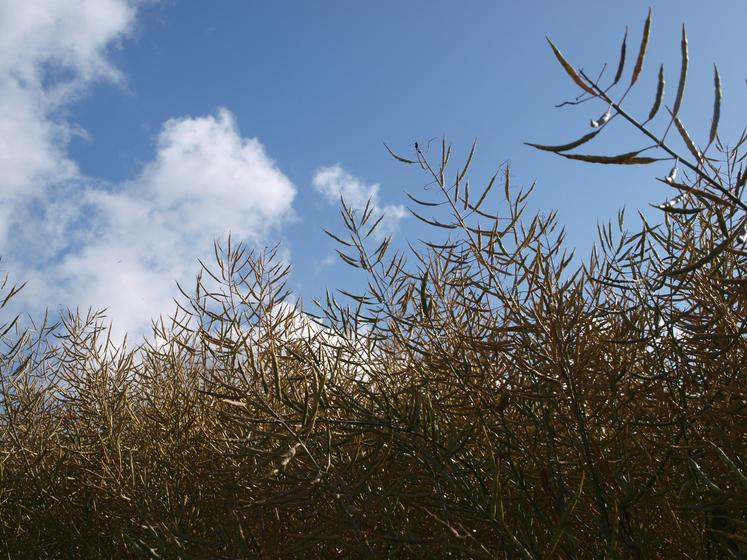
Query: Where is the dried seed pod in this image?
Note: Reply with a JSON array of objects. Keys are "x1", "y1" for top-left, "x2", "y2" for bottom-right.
[
  {"x1": 648, "y1": 64, "x2": 665, "y2": 121},
  {"x1": 672, "y1": 25, "x2": 688, "y2": 117},
  {"x1": 546, "y1": 37, "x2": 597, "y2": 96},
  {"x1": 591, "y1": 106, "x2": 612, "y2": 128},
  {"x1": 709, "y1": 64, "x2": 721, "y2": 146},
  {"x1": 665, "y1": 160, "x2": 679, "y2": 183},
  {"x1": 630, "y1": 8, "x2": 652, "y2": 87}
]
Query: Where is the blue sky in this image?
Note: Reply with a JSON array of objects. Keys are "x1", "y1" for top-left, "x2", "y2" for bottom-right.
[{"x1": 1, "y1": 1, "x2": 745, "y2": 338}]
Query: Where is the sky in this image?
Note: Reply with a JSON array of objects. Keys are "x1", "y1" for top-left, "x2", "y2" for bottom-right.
[{"x1": 0, "y1": 0, "x2": 745, "y2": 340}]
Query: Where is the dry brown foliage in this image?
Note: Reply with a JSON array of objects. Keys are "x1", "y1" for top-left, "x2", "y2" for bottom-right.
[{"x1": 1, "y1": 10, "x2": 745, "y2": 559}]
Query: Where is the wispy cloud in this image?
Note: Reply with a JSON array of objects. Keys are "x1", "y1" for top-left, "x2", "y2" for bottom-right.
[{"x1": 312, "y1": 164, "x2": 406, "y2": 238}]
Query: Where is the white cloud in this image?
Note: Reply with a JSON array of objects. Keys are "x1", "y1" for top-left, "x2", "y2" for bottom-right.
[
  {"x1": 313, "y1": 254, "x2": 336, "y2": 275},
  {"x1": 11, "y1": 110, "x2": 296, "y2": 340},
  {"x1": 312, "y1": 164, "x2": 406, "y2": 238},
  {"x1": 0, "y1": 2, "x2": 298, "y2": 340},
  {"x1": 0, "y1": 0, "x2": 136, "y2": 243},
  {"x1": 0, "y1": 1, "x2": 134, "y2": 82},
  {"x1": 133, "y1": 110, "x2": 295, "y2": 241},
  {"x1": 0, "y1": 84, "x2": 77, "y2": 240}
]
